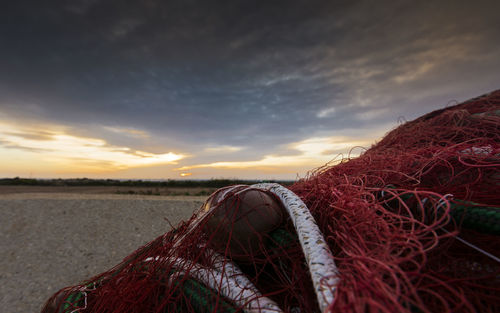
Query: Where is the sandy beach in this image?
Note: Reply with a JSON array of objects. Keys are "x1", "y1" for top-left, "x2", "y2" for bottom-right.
[{"x1": 0, "y1": 191, "x2": 206, "y2": 313}]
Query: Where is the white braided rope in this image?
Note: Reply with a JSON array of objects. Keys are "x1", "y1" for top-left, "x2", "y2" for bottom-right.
[
  {"x1": 253, "y1": 183, "x2": 339, "y2": 312},
  {"x1": 144, "y1": 255, "x2": 282, "y2": 313},
  {"x1": 207, "y1": 251, "x2": 283, "y2": 312},
  {"x1": 163, "y1": 183, "x2": 337, "y2": 311}
]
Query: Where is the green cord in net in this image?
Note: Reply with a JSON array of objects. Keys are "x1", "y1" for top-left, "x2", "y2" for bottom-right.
[
  {"x1": 450, "y1": 200, "x2": 500, "y2": 235},
  {"x1": 267, "y1": 227, "x2": 299, "y2": 250},
  {"x1": 381, "y1": 186, "x2": 500, "y2": 235},
  {"x1": 175, "y1": 277, "x2": 237, "y2": 313}
]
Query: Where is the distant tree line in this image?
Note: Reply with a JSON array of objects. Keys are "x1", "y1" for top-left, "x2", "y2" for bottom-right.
[{"x1": 0, "y1": 177, "x2": 295, "y2": 188}]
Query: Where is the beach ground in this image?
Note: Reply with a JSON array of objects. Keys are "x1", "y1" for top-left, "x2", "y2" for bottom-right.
[{"x1": 0, "y1": 187, "x2": 207, "y2": 313}]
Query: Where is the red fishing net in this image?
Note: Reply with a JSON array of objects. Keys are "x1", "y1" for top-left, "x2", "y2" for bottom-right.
[{"x1": 43, "y1": 90, "x2": 500, "y2": 313}]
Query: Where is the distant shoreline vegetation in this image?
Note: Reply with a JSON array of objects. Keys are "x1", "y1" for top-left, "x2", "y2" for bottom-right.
[{"x1": 0, "y1": 177, "x2": 295, "y2": 188}]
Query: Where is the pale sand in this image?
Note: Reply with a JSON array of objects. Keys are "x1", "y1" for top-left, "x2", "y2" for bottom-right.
[{"x1": 0, "y1": 193, "x2": 207, "y2": 313}]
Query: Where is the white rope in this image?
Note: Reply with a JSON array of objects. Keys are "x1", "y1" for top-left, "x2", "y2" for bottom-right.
[
  {"x1": 162, "y1": 183, "x2": 338, "y2": 312},
  {"x1": 253, "y1": 183, "x2": 339, "y2": 312},
  {"x1": 144, "y1": 256, "x2": 283, "y2": 313},
  {"x1": 207, "y1": 251, "x2": 283, "y2": 312}
]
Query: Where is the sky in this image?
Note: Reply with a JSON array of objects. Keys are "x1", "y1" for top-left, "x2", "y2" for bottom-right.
[{"x1": 1, "y1": 0, "x2": 499, "y2": 180}]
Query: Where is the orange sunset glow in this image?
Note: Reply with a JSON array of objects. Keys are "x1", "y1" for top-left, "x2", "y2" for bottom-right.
[{"x1": 0, "y1": 118, "x2": 389, "y2": 179}]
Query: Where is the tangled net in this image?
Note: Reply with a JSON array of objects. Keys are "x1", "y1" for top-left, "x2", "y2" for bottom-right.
[{"x1": 44, "y1": 90, "x2": 500, "y2": 313}]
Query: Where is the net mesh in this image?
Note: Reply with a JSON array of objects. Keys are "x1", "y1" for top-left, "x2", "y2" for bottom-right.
[{"x1": 43, "y1": 90, "x2": 500, "y2": 313}]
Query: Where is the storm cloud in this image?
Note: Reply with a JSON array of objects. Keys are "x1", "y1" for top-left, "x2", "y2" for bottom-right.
[{"x1": 1, "y1": 0, "x2": 499, "y2": 178}]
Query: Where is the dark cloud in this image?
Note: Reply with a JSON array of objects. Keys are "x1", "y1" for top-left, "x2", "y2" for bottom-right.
[{"x1": 1, "y1": 0, "x2": 499, "y2": 162}]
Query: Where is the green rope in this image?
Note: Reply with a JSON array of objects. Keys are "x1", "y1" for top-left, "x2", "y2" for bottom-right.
[
  {"x1": 471, "y1": 109, "x2": 500, "y2": 117},
  {"x1": 175, "y1": 277, "x2": 237, "y2": 313},
  {"x1": 59, "y1": 290, "x2": 84, "y2": 313},
  {"x1": 60, "y1": 292, "x2": 75, "y2": 312},
  {"x1": 267, "y1": 227, "x2": 298, "y2": 250},
  {"x1": 381, "y1": 187, "x2": 500, "y2": 235},
  {"x1": 450, "y1": 200, "x2": 500, "y2": 235}
]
